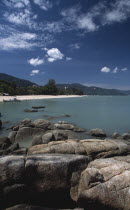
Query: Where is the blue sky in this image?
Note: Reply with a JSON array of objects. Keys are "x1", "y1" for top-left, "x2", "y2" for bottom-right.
[{"x1": 0, "y1": 0, "x2": 130, "y2": 89}]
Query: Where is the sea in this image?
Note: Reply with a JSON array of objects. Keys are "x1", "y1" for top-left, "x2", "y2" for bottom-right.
[{"x1": 0, "y1": 96, "x2": 130, "y2": 137}]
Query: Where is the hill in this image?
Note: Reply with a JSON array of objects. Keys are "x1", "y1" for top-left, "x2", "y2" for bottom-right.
[
  {"x1": 0, "y1": 73, "x2": 36, "y2": 87},
  {"x1": 57, "y1": 83, "x2": 129, "y2": 95}
]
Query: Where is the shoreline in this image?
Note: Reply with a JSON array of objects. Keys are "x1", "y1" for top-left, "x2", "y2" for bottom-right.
[{"x1": 0, "y1": 95, "x2": 86, "y2": 102}]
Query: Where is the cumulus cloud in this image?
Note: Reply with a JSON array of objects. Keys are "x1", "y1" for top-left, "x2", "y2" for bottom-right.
[
  {"x1": 28, "y1": 58, "x2": 44, "y2": 66},
  {"x1": 46, "y1": 48, "x2": 64, "y2": 62},
  {"x1": 101, "y1": 67, "x2": 111, "y2": 73},
  {"x1": 30, "y1": 69, "x2": 40, "y2": 76}
]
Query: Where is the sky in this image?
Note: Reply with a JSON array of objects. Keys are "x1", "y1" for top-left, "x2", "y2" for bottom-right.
[{"x1": 0, "y1": 0, "x2": 130, "y2": 89}]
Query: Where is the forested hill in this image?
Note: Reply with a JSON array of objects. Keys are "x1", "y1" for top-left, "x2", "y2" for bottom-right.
[
  {"x1": 57, "y1": 83, "x2": 129, "y2": 95},
  {"x1": 0, "y1": 73, "x2": 36, "y2": 87}
]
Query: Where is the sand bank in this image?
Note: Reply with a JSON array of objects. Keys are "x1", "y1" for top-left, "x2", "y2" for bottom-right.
[{"x1": 0, "y1": 95, "x2": 86, "y2": 102}]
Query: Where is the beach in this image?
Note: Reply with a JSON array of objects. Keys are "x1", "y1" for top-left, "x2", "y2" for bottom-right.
[{"x1": 0, "y1": 95, "x2": 85, "y2": 102}]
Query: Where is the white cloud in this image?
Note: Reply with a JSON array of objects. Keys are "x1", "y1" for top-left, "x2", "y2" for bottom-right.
[
  {"x1": 121, "y1": 68, "x2": 128, "y2": 71},
  {"x1": 0, "y1": 32, "x2": 37, "y2": 51},
  {"x1": 30, "y1": 69, "x2": 40, "y2": 76},
  {"x1": 46, "y1": 48, "x2": 64, "y2": 62},
  {"x1": 28, "y1": 58, "x2": 44, "y2": 66},
  {"x1": 47, "y1": 57, "x2": 56, "y2": 62},
  {"x1": 113, "y1": 67, "x2": 119, "y2": 74},
  {"x1": 104, "y1": 0, "x2": 130, "y2": 24},
  {"x1": 33, "y1": 0, "x2": 52, "y2": 11},
  {"x1": 66, "y1": 57, "x2": 72, "y2": 61},
  {"x1": 77, "y1": 15, "x2": 98, "y2": 31},
  {"x1": 101, "y1": 67, "x2": 111, "y2": 73},
  {"x1": 70, "y1": 43, "x2": 80, "y2": 50}
]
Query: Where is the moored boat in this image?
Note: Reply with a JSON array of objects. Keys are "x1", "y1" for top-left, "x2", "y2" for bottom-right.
[{"x1": 3, "y1": 97, "x2": 21, "y2": 102}]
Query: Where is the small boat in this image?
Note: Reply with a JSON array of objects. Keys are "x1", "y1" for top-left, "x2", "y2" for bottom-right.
[{"x1": 3, "y1": 97, "x2": 21, "y2": 102}]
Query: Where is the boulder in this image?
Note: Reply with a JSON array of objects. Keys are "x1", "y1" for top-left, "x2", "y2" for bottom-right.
[
  {"x1": 18, "y1": 119, "x2": 34, "y2": 129},
  {"x1": 0, "y1": 154, "x2": 89, "y2": 208},
  {"x1": 54, "y1": 123, "x2": 76, "y2": 131},
  {"x1": 8, "y1": 131, "x2": 17, "y2": 142},
  {"x1": 32, "y1": 133, "x2": 56, "y2": 146},
  {"x1": 112, "y1": 132, "x2": 121, "y2": 139},
  {"x1": 122, "y1": 133, "x2": 130, "y2": 140},
  {"x1": 0, "y1": 137, "x2": 11, "y2": 150},
  {"x1": 33, "y1": 119, "x2": 53, "y2": 130},
  {"x1": 70, "y1": 156, "x2": 130, "y2": 210},
  {"x1": 32, "y1": 135, "x2": 43, "y2": 146},
  {"x1": 28, "y1": 139, "x2": 129, "y2": 159},
  {"x1": 52, "y1": 130, "x2": 68, "y2": 141},
  {"x1": 90, "y1": 128, "x2": 106, "y2": 138},
  {"x1": 15, "y1": 127, "x2": 33, "y2": 142}
]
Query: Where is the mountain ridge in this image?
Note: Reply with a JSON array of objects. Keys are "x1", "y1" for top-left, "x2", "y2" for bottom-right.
[{"x1": 0, "y1": 73, "x2": 36, "y2": 87}]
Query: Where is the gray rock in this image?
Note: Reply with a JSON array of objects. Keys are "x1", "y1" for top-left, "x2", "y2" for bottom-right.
[
  {"x1": 28, "y1": 139, "x2": 129, "y2": 159},
  {"x1": 15, "y1": 127, "x2": 33, "y2": 142},
  {"x1": 33, "y1": 119, "x2": 53, "y2": 130},
  {"x1": 112, "y1": 132, "x2": 121, "y2": 139},
  {"x1": 122, "y1": 133, "x2": 130, "y2": 140},
  {"x1": 8, "y1": 131, "x2": 17, "y2": 142},
  {"x1": 0, "y1": 137, "x2": 11, "y2": 150},
  {"x1": 54, "y1": 123, "x2": 75, "y2": 130},
  {"x1": 32, "y1": 135, "x2": 43, "y2": 146},
  {"x1": 90, "y1": 128, "x2": 107, "y2": 138},
  {"x1": 71, "y1": 156, "x2": 130, "y2": 210}
]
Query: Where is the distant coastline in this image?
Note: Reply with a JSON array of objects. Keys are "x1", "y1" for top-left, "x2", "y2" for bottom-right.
[{"x1": 0, "y1": 95, "x2": 86, "y2": 102}]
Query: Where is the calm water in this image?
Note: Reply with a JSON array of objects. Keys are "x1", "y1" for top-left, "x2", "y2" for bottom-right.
[{"x1": 0, "y1": 96, "x2": 130, "y2": 136}]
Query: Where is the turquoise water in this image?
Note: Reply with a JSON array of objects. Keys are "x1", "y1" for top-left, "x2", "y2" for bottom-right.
[{"x1": 0, "y1": 96, "x2": 130, "y2": 136}]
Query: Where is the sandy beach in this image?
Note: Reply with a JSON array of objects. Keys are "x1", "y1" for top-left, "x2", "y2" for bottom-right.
[{"x1": 0, "y1": 95, "x2": 85, "y2": 102}]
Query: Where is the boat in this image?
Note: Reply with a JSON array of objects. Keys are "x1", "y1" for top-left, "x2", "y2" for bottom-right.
[{"x1": 3, "y1": 97, "x2": 21, "y2": 102}]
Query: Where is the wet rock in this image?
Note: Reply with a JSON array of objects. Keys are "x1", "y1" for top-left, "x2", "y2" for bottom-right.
[
  {"x1": 71, "y1": 156, "x2": 130, "y2": 210},
  {"x1": 32, "y1": 106, "x2": 46, "y2": 109},
  {"x1": 24, "y1": 109, "x2": 38, "y2": 113},
  {"x1": 90, "y1": 128, "x2": 107, "y2": 138}
]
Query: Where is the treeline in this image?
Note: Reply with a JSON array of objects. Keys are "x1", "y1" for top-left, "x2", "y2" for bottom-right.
[{"x1": 0, "y1": 80, "x2": 84, "y2": 96}]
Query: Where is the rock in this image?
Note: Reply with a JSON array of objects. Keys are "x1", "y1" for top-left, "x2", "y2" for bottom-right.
[
  {"x1": 15, "y1": 127, "x2": 33, "y2": 142},
  {"x1": 12, "y1": 126, "x2": 19, "y2": 131},
  {"x1": 0, "y1": 120, "x2": 2, "y2": 129},
  {"x1": 5, "y1": 204, "x2": 46, "y2": 210},
  {"x1": 28, "y1": 139, "x2": 129, "y2": 159},
  {"x1": 24, "y1": 109, "x2": 38, "y2": 113},
  {"x1": 32, "y1": 135, "x2": 43, "y2": 146},
  {"x1": 12, "y1": 148, "x2": 27, "y2": 155},
  {"x1": 32, "y1": 106, "x2": 46, "y2": 109},
  {"x1": 112, "y1": 132, "x2": 121, "y2": 139},
  {"x1": 18, "y1": 119, "x2": 34, "y2": 129},
  {"x1": 42, "y1": 133, "x2": 56, "y2": 144},
  {"x1": 52, "y1": 130, "x2": 68, "y2": 141},
  {"x1": 70, "y1": 156, "x2": 130, "y2": 210},
  {"x1": 33, "y1": 119, "x2": 53, "y2": 130},
  {"x1": 0, "y1": 137, "x2": 11, "y2": 150},
  {"x1": 122, "y1": 133, "x2": 130, "y2": 140},
  {"x1": 54, "y1": 123, "x2": 75, "y2": 130},
  {"x1": 90, "y1": 128, "x2": 107, "y2": 138},
  {"x1": 8, "y1": 131, "x2": 17, "y2": 142},
  {"x1": 0, "y1": 154, "x2": 89, "y2": 208},
  {"x1": 6, "y1": 143, "x2": 20, "y2": 154}
]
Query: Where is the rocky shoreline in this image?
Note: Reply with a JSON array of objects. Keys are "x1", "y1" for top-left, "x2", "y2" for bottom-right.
[{"x1": 0, "y1": 118, "x2": 130, "y2": 210}]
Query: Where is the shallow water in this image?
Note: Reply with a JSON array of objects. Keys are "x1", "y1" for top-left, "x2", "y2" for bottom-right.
[{"x1": 0, "y1": 96, "x2": 130, "y2": 136}]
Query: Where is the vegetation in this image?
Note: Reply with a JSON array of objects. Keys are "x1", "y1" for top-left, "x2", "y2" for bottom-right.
[
  {"x1": 0, "y1": 73, "x2": 36, "y2": 87},
  {"x1": 0, "y1": 73, "x2": 129, "y2": 96},
  {"x1": 0, "y1": 79, "x2": 83, "y2": 96}
]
